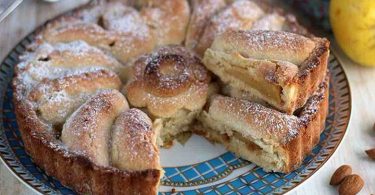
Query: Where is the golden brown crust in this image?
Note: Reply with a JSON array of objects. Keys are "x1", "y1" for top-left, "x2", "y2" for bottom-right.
[
  {"x1": 193, "y1": 0, "x2": 310, "y2": 56},
  {"x1": 13, "y1": 82, "x2": 161, "y2": 194},
  {"x1": 28, "y1": 70, "x2": 121, "y2": 102},
  {"x1": 13, "y1": 5, "x2": 162, "y2": 190},
  {"x1": 111, "y1": 108, "x2": 161, "y2": 171},
  {"x1": 28, "y1": 69, "x2": 121, "y2": 124},
  {"x1": 124, "y1": 45, "x2": 211, "y2": 118},
  {"x1": 11, "y1": 0, "x2": 331, "y2": 193},
  {"x1": 211, "y1": 30, "x2": 316, "y2": 65},
  {"x1": 195, "y1": 0, "x2": 265, "y2": 56},
  {"x1": 283, "y1": 75, "x2": 329, "y2": 172},
  {"x1": 196, "y1": 75, "x2": 329, "y2": 172},
  {"x1": 37, "y1": 2, "x2": 156, "y2": 64},
  {"x1": 61, "y1": 90, "x2": 129, "y2": 167},
  {"x1": 18, "y1": 41, "x2": 127, "y2": 82},
  {"x1": 203, "y1": 30, "x2": 330, "y2": 114},
  {"x1": 26, "y1": 41, "x2": 123, "y2": 71}
]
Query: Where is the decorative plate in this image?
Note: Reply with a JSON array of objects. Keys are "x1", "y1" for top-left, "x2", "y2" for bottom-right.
[{"x1": 0, "y1": 32, "x2": 351, "y2": 194}]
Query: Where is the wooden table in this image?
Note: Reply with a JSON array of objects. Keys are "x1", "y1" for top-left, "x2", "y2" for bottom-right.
[{"x1": 0, "y1": 1, "x2": 374, "y2": 194}]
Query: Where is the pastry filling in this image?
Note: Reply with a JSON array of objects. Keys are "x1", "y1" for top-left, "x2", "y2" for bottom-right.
[
  {"x1": 204, "y1": 50, "x2": 285, "y2": 106},
  {"x1": 224, "y1": 67, "x2": 283, "y2": 104},
  {"x1": 197, "y1": 111, "x2": 286, "y2": 172},
  {"x1": 154, "y1": 109, "x2": 200, "y2": 148}
]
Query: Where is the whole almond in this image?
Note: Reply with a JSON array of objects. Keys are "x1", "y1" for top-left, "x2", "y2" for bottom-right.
[
  {"x1": 330, "y1": 165, "x2": 352, "y2": 185},
  {"x1": 365, "y1": 148, "x2": 375, "y2": 160},
  {"x1": 338, "y1": 174, "x2": 364, "y2": 195}
]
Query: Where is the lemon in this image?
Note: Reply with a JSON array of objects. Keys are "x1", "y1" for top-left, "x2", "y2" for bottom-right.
[{"x1": 330, "y1": 0, "x2": 375, "y2": 66}]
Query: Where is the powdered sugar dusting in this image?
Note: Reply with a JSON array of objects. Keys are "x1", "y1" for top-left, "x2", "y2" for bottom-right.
[
  {"x1": 212, "y1": 0, "x2": 264, "y2": 36},
  {"x1": 16, "y1": 40, "x2": 124, "y2": 95},
  {"x1": 239, "y1": 30, "x2": 308, "y2": 50},
  {"x1": 12, "y1": 0, "x2": 322, "y2": 173},
  {"x1": 251, "y1": 13, "x2": 286, "y2": 31},
  {"x1": 54, "y1": 40, "x2": 98, "y2": 54},
  {"x1": 60, "y1": 89, "x2": 124, "y2": 166},
  {"x1": 213, "y1": 96, "x2": 300, "y2": 144},
  {"x1": 125, "y1": 46, "x2": 210, "y2": 117},
  {"x1": 102, "y1": 4, "x2": 150, "y2": 39},
  {"x1": 217, "y1": 30, "x2": 316, "y2": 65},
  {"x1": 120, "y1": 109, "x2": 155, "y2": 158}
]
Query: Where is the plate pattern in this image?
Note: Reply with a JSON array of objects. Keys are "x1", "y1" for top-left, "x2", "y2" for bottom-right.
[
  {"x1": 162, "y1": 152, "x2": 251, "y2": 186},
  {"x1": 0, "y1": 32, "x2": 351, "y2": 194}
]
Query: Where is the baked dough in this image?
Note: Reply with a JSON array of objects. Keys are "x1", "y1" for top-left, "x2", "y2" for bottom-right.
[
  {"x1": 39, "y1": 2, "x2": 156, "y2": 63},
  {"x1": 196, "y1": 76, "x2": 329, "y2": 172},
  {"x1": 124, "y1": 45, "x2": 211, "y2": 147},
  {"x1": 203, "y1": 30, "x2": 329, "y2": 113},
  {"x1": 61, "y1": 89, "x2": 129, "y2": 166},
  {"x1": 111, "y1": 108, "x2": 161, "y2": 171},
  {"x1": 11, "y1": 0, "x2": 330, "y2": 194},
  {"x1": 185, "y1": 0, "x2": 226, "y2": 50},
  {"x1": 138, "y1": 0, "x2": 190, "y2": 45}
]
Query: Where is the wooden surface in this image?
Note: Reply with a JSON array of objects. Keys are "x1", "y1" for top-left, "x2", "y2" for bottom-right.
[{"x1": 0, "y1": 1, "x2": 374, "y2": 194}]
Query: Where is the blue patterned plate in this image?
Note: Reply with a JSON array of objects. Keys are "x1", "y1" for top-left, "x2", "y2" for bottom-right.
[{"x1": 0, "y1": 31, "x2": 351, "y2": 194}]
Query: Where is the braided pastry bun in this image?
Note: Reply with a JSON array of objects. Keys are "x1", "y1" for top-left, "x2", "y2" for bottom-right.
[
  {"x1": 16, "y1": 41, "x2": 123, "y2": 126},
  {"x1": 20, "y1": 41, "x2": 126, "y2": 81},
  {"x1": 111, "y1": 108, "x2": 160, "y2": 171},
  {"x1": 38, "y1": 0, "x2": 190, "y2": 63},
  {"x1": 28, "y1": 69, "x2": 121, "y2": 125},
  {"x1": 39, "y1": 2, "x2": 154, "y2": 63},
  {"x1": 61, "y1": 90, "x2": 129, "y2": 167},
  {"x1": 61, "y1": 89, "x2": 161, "y2": 170},
  {"x1": 124, "y1": 45, "x2": 211, "y2": 147},
  {"x1": 13, "y1": 33, "x2": 162, "y2": 194}
]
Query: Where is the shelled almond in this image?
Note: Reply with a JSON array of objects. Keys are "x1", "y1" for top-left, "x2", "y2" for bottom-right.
[
  {"x1": 330, "y1": 165, "x2": 364, "y2": 195},
  {"x1": 330, "y1": 165, "x2": 352, "y2": 185},
  {"x1": 365, "y1": 148, "x2": 375, "y2": 160},
  {"x1": 338, "y1": 174, "x2": 364, "y2": 195}
]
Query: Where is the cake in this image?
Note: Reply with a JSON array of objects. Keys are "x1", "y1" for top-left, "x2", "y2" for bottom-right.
[
  {"x1": 203, "y1": 30, "x2": 330, "y2": 114},
  {"x1": 12, "y1": 0, "x2": 330, "y2": 194},
  {"x1": 195, "y1": 76, "x2": 329, "y2": 172}
]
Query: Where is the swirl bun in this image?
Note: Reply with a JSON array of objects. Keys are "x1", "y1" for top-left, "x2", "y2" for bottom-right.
[
  {"x1": 125, "y1": 46, "x2": 210, "y2": 116},
  {"x1": 124, "y1": 45, "x2": 211, "y2": 146},
  {"x1": 143, "y1": 53, "x2": 193, "y2": 97}
]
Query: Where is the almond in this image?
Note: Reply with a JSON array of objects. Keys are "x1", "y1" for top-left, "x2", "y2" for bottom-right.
[
  {"x1": 330, "y1": 165, "x2": 352, "y2": 185},
  {"x1": 365, "y1": 148, "x2": 375, "y2": 160},
  {"x1": 338, "y1": 174, "x2": 364, "y2": 195}
]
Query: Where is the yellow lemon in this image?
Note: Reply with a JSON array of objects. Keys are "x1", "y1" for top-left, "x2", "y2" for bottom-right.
[{"x1": 330, "y1": 0, "x2": 375, "y2": 66}]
